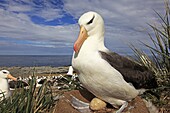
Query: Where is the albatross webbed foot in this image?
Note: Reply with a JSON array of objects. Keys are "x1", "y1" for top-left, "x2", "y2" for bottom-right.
[
  {"x1": 116, "y1": 101, "x2": 128, "y2": 113},
  {"x1": 70, "y1": 95, "x2": 92, "y2": 113}
]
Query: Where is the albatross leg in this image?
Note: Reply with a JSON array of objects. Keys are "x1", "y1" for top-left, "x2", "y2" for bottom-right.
[
  {"x1": 70, "y1": 95, "x2": 92, "y2": 113},
  {"x1": 115, "y1": 101, "x2": 128, "y2": 113}
]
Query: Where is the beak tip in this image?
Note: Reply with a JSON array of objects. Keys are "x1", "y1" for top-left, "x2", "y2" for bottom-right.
[
  {"x1": 73, "y1": 44, "x2": 78, "y2": 53},
  {"x1": 7, "y1": 74, "x2": 17, "y2": 81},
  {"x1": 14, "y1": 78, "x2": 17, "y2": 81}
]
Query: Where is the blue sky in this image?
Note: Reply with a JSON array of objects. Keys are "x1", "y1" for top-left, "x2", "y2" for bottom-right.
[{"x1": 0, "y1": 0, "x2": 165, "y2": 55}]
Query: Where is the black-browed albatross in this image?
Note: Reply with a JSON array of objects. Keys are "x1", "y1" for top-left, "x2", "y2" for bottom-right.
[
  {"x1": 0, "y1": 70, "x2": 17, "y2": 100},
  {"x1": 71, "y1": 11, "x2": 157, "y2": 113}
]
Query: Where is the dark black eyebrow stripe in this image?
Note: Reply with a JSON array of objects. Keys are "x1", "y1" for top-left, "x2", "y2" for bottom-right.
[
  {"x1": 87, "y1": 15, "x2": 95, "y2": 25},
  {"x1": 3, "y1": 71, "x2": 7, "y2": 74}
]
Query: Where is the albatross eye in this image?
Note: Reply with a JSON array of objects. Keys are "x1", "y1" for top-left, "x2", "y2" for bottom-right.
[{"x1": 87, "y1": 15, "x2": 95, "y2": 25}]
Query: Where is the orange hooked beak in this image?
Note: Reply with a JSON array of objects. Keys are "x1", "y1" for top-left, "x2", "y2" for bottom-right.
[
  {"x1": 7, "y1": 74, "x2": 17, "y2": 81},
  {"x1": 74, "y1": 26, "x2": 88, "y2": 53}
]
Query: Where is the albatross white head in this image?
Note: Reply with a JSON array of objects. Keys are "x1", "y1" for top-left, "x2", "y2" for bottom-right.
[
  {"x1": 0, "y1": 70, "x2": 17, "y2": 99},
  {"x1": 74, "y1": 11, "x2": 107, "y2": 54}
]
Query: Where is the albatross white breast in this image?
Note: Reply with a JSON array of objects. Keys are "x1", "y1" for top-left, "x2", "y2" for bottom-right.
[
  {"x1": 72, "y1": 11, "x2": 157, "y2": 112},
  {"x1": 0, "y1": 70, "x2": 17, "y2": 100}
]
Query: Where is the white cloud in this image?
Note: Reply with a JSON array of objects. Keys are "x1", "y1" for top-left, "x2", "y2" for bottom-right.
[
  {"x1": 8, "y1": 4, "x2": 32, "y2": 12},
  {"x1": 63, "y1": 0, "x2": 165, "y2": 54},
  {"x1": 0, "y1": 8, "x2": 78, "y2": 55},
  {"x1": 0, "y1": 7, "x2": 78, "y2": 41},
  {"x1": 37, "y1": 8, "x2": 63, "y2": 21},
  {"x1": 0, "y1": 0, "x2": 166, "y2": 55},
  {"x1": 1, "y1": 0, "x2": 65, "y2": 20}
]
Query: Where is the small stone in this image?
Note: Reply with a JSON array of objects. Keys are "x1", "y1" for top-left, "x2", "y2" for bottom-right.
[{"x1": 90, "y1": 98, "x2": 107, "y2": 110}]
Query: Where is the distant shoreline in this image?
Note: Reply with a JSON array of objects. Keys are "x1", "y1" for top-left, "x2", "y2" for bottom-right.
[{"x1": 0, "y1": 66, "x2": 70, "y2": 78}]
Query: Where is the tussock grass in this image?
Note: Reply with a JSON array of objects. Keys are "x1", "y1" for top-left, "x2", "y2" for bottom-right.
[
  {"x1": 0, "y1": 69, "x2": 82, "y2": 113},
  {"x1": 0, "y1": 76, "x2": 57, "y2": 113},
  {"x1": 131, "y1": 0, "x2": 170, "y2": 112},
  {"x1": 131, "y1": 0, "x2": 170, "y2": 86}
]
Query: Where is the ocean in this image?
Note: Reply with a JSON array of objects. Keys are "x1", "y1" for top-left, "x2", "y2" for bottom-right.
[{"x1": 0, "y1": 55, "x2": 72, "y2": 67}]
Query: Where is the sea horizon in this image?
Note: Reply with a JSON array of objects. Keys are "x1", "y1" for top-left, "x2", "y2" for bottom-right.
[
  {"x1": 0, "y1": 54, "x2": 154, "y2": 67},
  {"x1": 0, "y1": 55, "x2": 72, "y2": 67}
]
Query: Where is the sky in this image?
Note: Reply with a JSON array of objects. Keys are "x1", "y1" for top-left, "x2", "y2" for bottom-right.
[{"x1": 0, "y1": 0, "x2": 166, "y2": 55}]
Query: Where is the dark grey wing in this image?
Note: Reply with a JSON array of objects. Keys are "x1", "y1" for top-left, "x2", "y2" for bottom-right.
[{"x1": 99, "y1": 51, "x2": 157, "y2": 89}]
